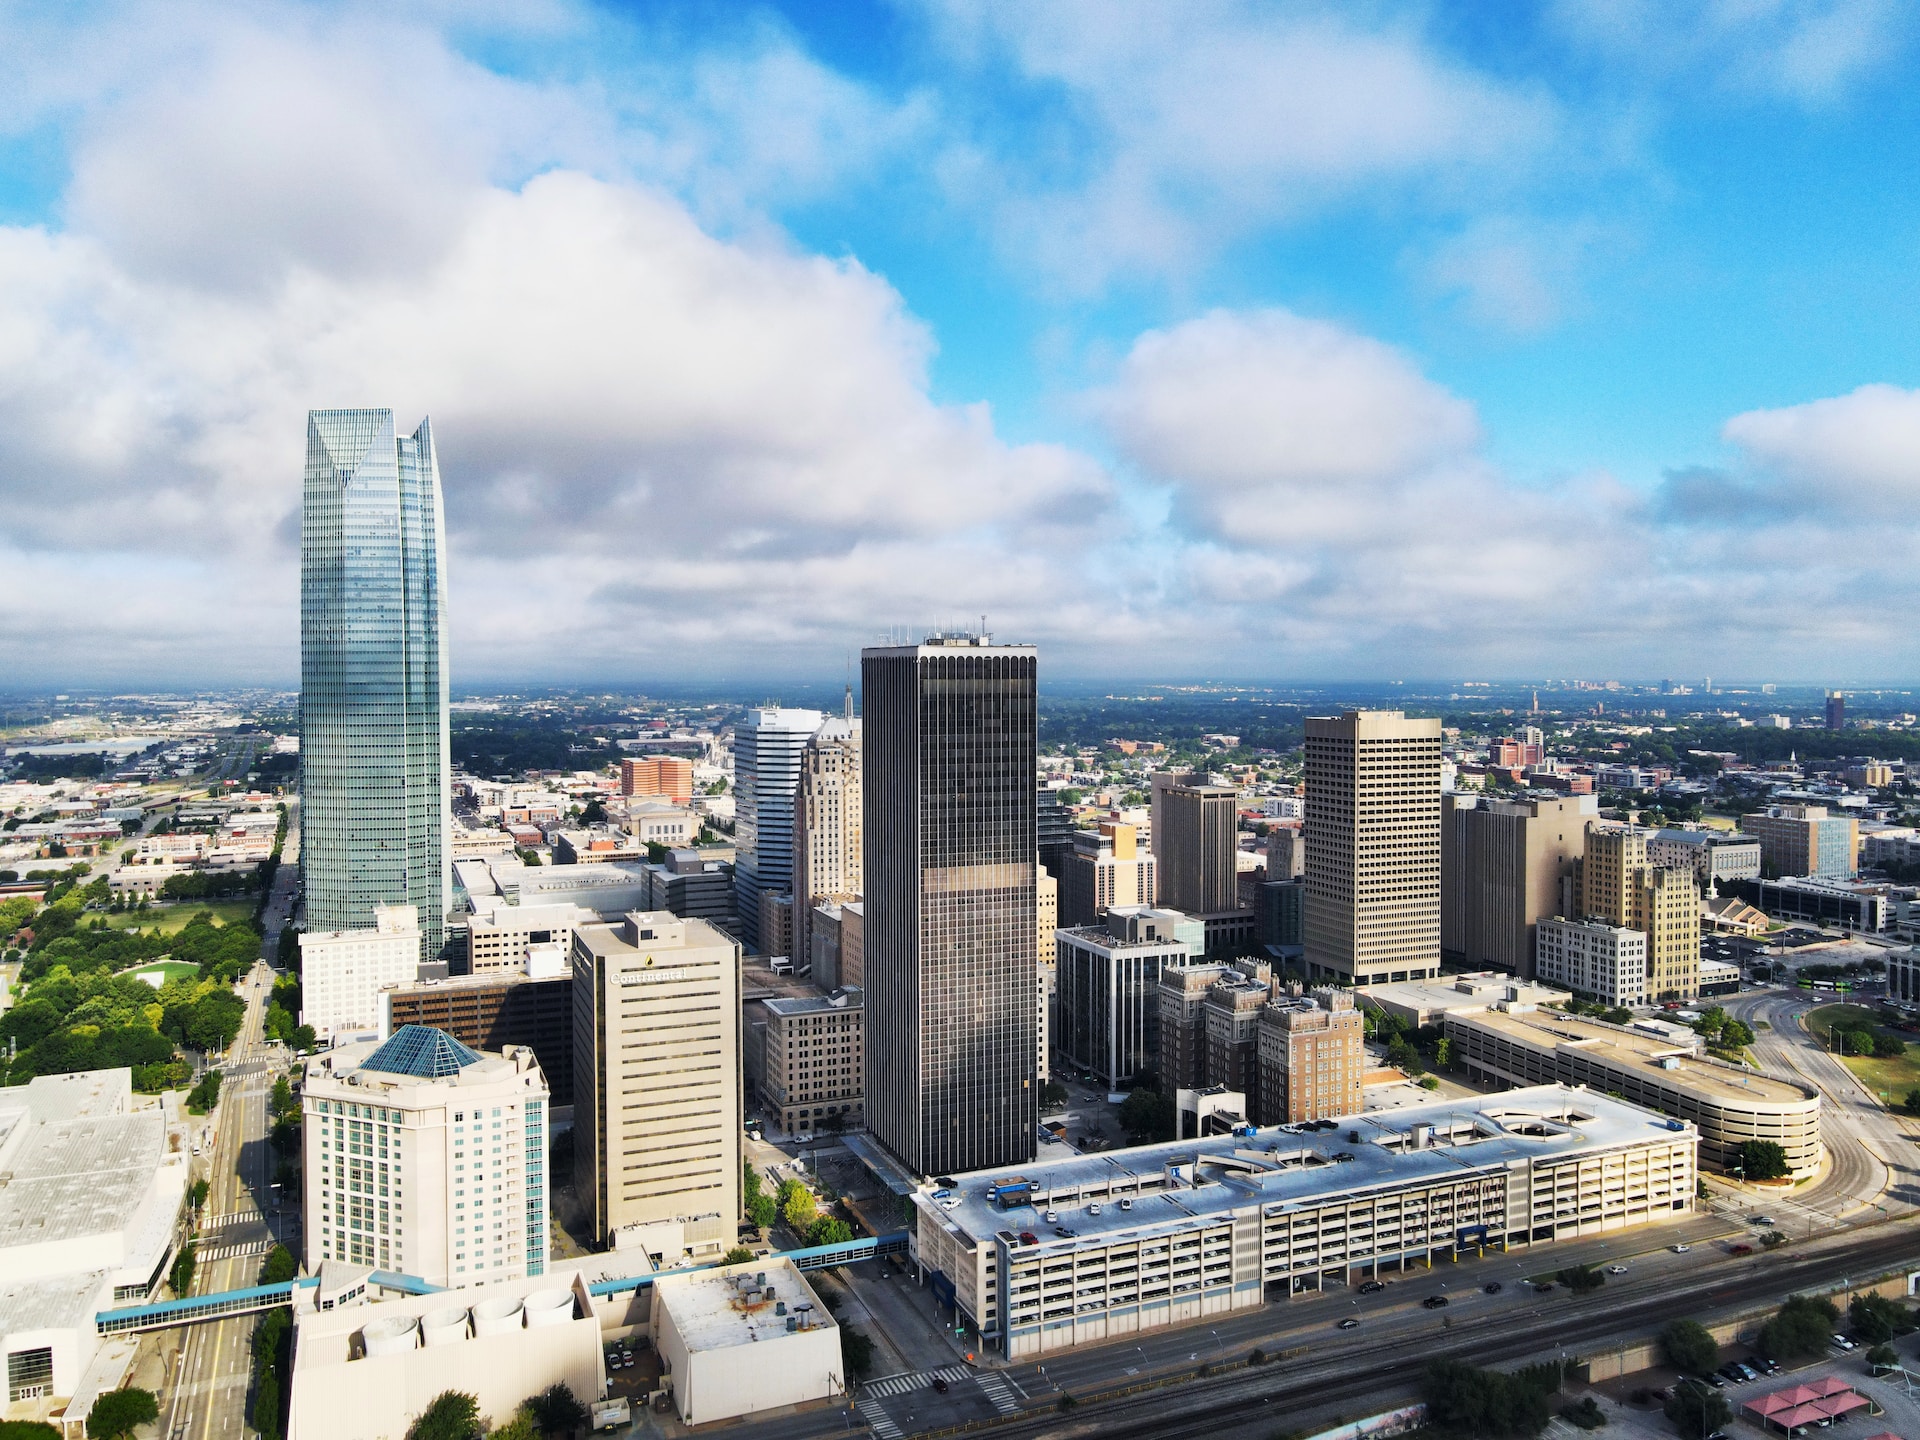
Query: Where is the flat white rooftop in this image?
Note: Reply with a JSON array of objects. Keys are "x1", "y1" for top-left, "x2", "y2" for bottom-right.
[{"x1": 653, "y1": 1258, "x2": 833, "y2": 1352}]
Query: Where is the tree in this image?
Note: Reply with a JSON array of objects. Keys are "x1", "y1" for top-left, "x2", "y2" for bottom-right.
[
  {"x1": 406, "y1": 1391, "x2": 483, "y2": 1440},
  {"x1": 86, "y1": 1389, "x2": 158, "y2": 1440},
  {"x1": 1660, "y1": 1318, "x2": 1718, "y2": 1376},
  {"x1": 720, "y1": 1245, "x2": 756, "y2": 1265},
  {"x1": 1663, "y1": 1380, "x2": 1730, "y2": 1438},
  {"x1": 1759, "y1": 1295, "x2": 1837, "y2": 1360},
  {"x1": 525, "y1": 1382, "x2": 588, "y2": 1439},
  {"x1": 169, "y1": 1240, "x2": 196, "y2": 1296},
  {"x1": 259, "y1": 1245, "x2": 298, "y2": 1285},
  {"x1": 0, "y1": 1420, "x2": 62, "y2": 1438},
  {"x1": 1848, "y1": 1292, "x2": 1915, "y2": 1345},
  {"x1": 1736, "y1": 1139, "x2": 1788, "y2": 1181},
  {"x1": 1117, "y1": 1087, "x2": 1175, "y2": 1144},
  {"x1": 1420, "y1": 1359, "x2": 1560, "y2": 1439},
  {"x1": 807, "y1": 1217, "x2": 854, "y2": 1247},
  {"x1": 1555, "y1": 1265, "x2": 1605, "y2": 1295},
  {"x1": 840, "y1": 1325, "x2": 875, "y2": 1379},
  {"x1": 1039, "y1": 1079, "x2": 1069, "y2": 1109},
  {"x1": 1866, "y1": 1343, "x2": 1898, "y2": 1371},
  {"x1": 1873, "y1": 1032, "x2": 1907, "y2": 1059},
  {"x1": 782, "y1": 1183, "x2": 817, "y2": 1232},
  {"x1": 1435, "y1": 1036, "x2": 1454, "y2": 1068}
]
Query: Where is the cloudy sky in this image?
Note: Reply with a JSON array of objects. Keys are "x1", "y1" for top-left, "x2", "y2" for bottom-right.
[{"x1": 5, "y1": 0, "x2": 1920, "y2": 687}]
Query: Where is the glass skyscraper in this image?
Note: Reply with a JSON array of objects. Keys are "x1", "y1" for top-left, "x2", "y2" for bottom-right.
[
  {"x1": 863, "y1": 633, "x2": 1038, "y2": 1178},
  {"x1": 300, "y1": 409, "x2": 450, "y2": 962},
  {"x1": 733, "y1": 707, "x2": 823, "y2": 951}
]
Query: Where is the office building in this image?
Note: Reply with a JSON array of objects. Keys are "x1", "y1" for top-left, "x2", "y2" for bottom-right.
[
  {"x1": 1266, "y1": 825, "x2": 1303, "y2": 880},
  {"x1": 807, "y1": 902, "x2": 850, "y2": 989},
  {"x1": 466, "y1": 899, "x2": 584, "y2": 976},
  {"x1": 1647, "y1": 829, "x2": 1763, "y2": 891},
  {"x1": 1148, "y1": 769, "x2": 1196, "y2": 858},
  {"x1": 383, "y1": 966, "x2": 576, "y2": 1108},
  {"x1": 1826, "y1": 692, "x2": 1846, "y2": 731},
  {"x1": 1845, "y1": 761, "x2": 1894, "y2": 790},
  {"x1": 792, "y1": 714, "x2": 862, "y2": 980},
  {"x1": 0, "y1": 1071, "x2": 189, "y2": 1431},
  {"x1": 862, "y1": 632, "x2": 1038, "y2": 1178},
  {"x1": 571, "y1": 913, "x2": 740, "y2": 1255},
  {"x1": 1304, "y1": 710, "x2": 1444, "y2": 985},
  {"x1": 1885, "y1": 946, "x2": 1920, "y2": 1013},
  {"x1": 1054, "y1": 909, "x2": 1195, "y2": 1089},
  {"x1": 911, "y1": 1084, "x2": 1697, "y2": 1358},
  {"x1": 1203, "y1": 974, "x2": 1270, "y2": 1099},
  {"x1": 734, "y1": 708, "x2": 824, "y2": 951},
  {"x1": 839, "y1": 901, "x2": 864, "y2": 987},
  {"x1": 1157, "y1": 784, "x2": 1241, "y2": 916},
  {"x1": 1533, "y1": 917, "x2": 1646, "y2": 1007},
  {"x1": 621, "y1": 756, "x2": 693, "y2": 803},
  {"x1": 640, "y1": 849, "x2": 735, "y2": 927},
  {"x1": 455, "y1": 855, "x2": 650, "y2": 920},
  {"x1": 1037, "y1": 788, "x2": 1078, "y2": 882},
  {"x1": 1060, "y1": 823, "x2": 1157, "y2": 927},
  {"x1": 1581, "y1": 827, "x2": 1700, "y2": 1001},
  {"x1": 1752, "y1": 876, "x2": 1888, "y2": 933},
  {"x1": 1036, "y1": 872, "x2": 1058, "y2": 1082},
  {"x1": 1741, "y1": 805, "x2": 1858, "y2": 881},
  {"x1": 759, "y1": 891, "x2": 795, "y2": 962},
  {"x1": 1255, "y1": 990, "x2": 1364, "y2": 1124},
  {"x1": 1444, "y1": 1008, "x2": 1817, "y2": 1177},
  {"x1": 1254, "y1": 877, "x2": 1304, "y2": 951},
  {"x1": 301, "y1": 408, "x2": 450, "y2": 963},
  {"x1": 1155, "y1": 962, "x2": 1233, "y2": 1091},
  {"x1": 1358, "y1": 971, "x2": 1569, "y2": 1029},
  {"x1": 1441, "y1": 794, "x2": 1591, "y2": 977},
  {"x1": 760, "y1": 987, "x2": 863, "y2": 1137},
  {"x1": 301, "y1": 905, "x2": 423, "y2": 1043},
  {"x1": 302, "y1": 1027, "x2": 550, "y2": 1286}
]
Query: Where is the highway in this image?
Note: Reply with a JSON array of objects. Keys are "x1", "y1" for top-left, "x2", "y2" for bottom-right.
[
  {"x1": 1722, "y1": 986, "x2": 1919, "y2": 1227},
  {"x1": 160, "y1": 829, "x2": 298, "y2": 1440}
]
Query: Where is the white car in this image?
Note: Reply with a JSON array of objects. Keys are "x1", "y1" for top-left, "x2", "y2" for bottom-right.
[
  {"x1": 1606, "y1": 1265, "x2": 1628, "y2": 1274},
  {"x1": 1671, "y1": 1243, "x2": 1691, "y2": 1253}
]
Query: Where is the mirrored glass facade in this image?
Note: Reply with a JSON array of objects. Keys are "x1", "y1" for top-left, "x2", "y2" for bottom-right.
[
  {"x1": 301, "y1": 409, "x2": 450, "y2": 962},
  {"x1": 863, "y1": 636, "x2": 1038, "y2": 1178}
]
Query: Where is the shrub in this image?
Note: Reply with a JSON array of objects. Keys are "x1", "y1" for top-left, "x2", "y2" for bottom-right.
[
  {"x1": 524, "y1": 1383, "x2": 588, "y2": 1439},
  {"x1": 1659, "y1": 1318, "x2": 1717, "y2": 1376},
  {"x1": 1558, "y1": 1396, "x2": 1606, "y2": 1430},
  {"x1": 1556, "y1": 1265, "x2": 1605, "y2": 1295},
  {"x1": 406, "y1": 1391, "x2": 483, "y2": 1440}
]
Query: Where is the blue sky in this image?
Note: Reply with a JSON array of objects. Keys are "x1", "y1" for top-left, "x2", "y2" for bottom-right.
[{"x1": 3, "y1": 0, "x2": 1919, "y2": 685}]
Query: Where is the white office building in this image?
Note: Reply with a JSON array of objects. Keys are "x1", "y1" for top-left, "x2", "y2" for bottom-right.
[
  {"x1": 733, "y1": 708, "x2": 823, "y2": 951},
  {"x1": 1534, "y1": 917, "x2": 1648, "y2": 1007},
  {"x1": 301, "y1": 904, "x2": 423, "y2": 1043},
  {"x1": 302, "y1": 1028, "x2": 550, "y2": 1287}
]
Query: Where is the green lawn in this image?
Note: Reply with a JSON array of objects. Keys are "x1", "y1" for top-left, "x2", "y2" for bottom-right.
[
  {"x1": 105, "y1": 899, "x2": 257, "y2": 936},
  {"x1": 125, "y1": 960, "x2": 200, "y2": 987},
  {"x1": 1805, "y1": 1004, "x2": 1920, "y2": 1105}
]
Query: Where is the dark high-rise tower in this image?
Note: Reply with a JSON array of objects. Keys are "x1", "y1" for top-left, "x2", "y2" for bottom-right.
[
  {"x1": 1825, "y1": 691, "x2": 1846, "y2": 731},
  {"x1": 862, "y1": 632, "x2": 1038, "y2": 1177},
  {"x1": 301, "y1": 409, "x2": 449, "y2": 962}
]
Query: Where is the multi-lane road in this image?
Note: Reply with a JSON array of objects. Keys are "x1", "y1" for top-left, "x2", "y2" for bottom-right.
[{"x1": 160, "y1": 821, "x2": 299, "y2": 1440}]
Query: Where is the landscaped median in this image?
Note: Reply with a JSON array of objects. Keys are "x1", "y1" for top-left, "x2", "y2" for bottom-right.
[{"x1": 1804, "y1": 1003, "x2": 1920, "y2": 1110}]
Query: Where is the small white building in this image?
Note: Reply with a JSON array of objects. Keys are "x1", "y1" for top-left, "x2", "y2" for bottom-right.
[
  {"x1": 1534, "y1": 917, "x2": 1647, "y2": 1007},
  {"x1": 653, "y1": 1258, "x2": 841, "y2": 1425},
  {"x1": 300, "y1": 905, "x2": 422, "y2": 1043}
]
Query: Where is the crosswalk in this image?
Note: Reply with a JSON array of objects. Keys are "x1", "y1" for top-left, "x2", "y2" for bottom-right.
[
  {"x1": 862, "y1": 1365, "x2": 971, "y2": 1400},
  {"x1": 202, "y1": 1212, "x2": 260, "y2": 1231},
  {"x1": 855, "y1": 1398, "x2": 902, "y2": 1438},
  {"x1": 976, "y1": 1371, "x2": 1022, "y2": 1415},
  {"x1": 196, "y1": 1240, "x2": 271, "y2": 1263}
]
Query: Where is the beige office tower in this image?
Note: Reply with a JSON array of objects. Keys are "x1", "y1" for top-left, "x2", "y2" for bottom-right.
[
  {"x1": 792, "y1": 714, "x2": 862, "y2": 976},
  {"x1": 1061, "y1": 822, "x2": 1157, "y2": 927},
  {"x1": 1158, "y1": 784, "x2": 1241, "y2": 916},
  {"x1": 1441, "y1": 794, "x2": 1591, "y2": 977},
  {"x1": 1303, "y1": 710, "x2": 1444, "y2": 985},
  {"x1": 1580, "y1": 827, "x2": 1701, "y2": 1001},
  {"x1": 571, "y1": 912, "x2": 740, "y2": 1257},
  {"x1": 1256, "y1": 990, "x2": 1364, "y2": 1125},
  {"x1": 302, "y1": 1026, "x2": 550, "y2": 1287},
  {"x1": 1036, "y1": 871, "x2": 1058, "y2": 1082}
]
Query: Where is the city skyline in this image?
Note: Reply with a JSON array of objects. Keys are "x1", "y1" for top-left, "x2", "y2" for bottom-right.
[{"x1": 7, "y1": 5, "x2": 1920, "y2": 686}]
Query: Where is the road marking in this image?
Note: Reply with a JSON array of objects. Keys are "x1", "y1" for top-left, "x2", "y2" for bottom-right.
[
  {"x1": 975, "y1": 1371, "x2": 1022, "y2": 1414},
  {"x1": 856, "y1": 1398, "x2": 903, "y2": 1438}
]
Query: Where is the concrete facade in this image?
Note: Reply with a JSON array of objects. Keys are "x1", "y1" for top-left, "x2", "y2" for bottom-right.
[
  {"x1": 653, "y1": 1258, "x2": 842, "y2": 1424},
  {"x1": 301, "y1": 904, "x2": 422, "y2": 1043},
  {"x1": 1254, "y1": 990, "x2": 1365, "y2": 1124},
  {"x1": 1441, "y1": 794, "x2": 1592, "y2": 977},
  {"x1": 761, "y1": 988, "x2": 863, "y2": 1138},
  {"x1": 1533, "y1": 917, "x2": 1647, "y2": 1007}
]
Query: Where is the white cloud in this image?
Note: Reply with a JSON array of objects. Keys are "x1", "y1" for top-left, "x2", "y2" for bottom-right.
[
  {"x1": 920, "y1": 0, "x2": 1558, "y2": 290},
  {"x1": 1722, "y1": 384, "x2": 1920, "y2": 505},
  {"x1": 1550, "y1": 0, "x2": 1911, "y2": 106},
  {"x1": 1416, "y1": 216, "x2": 1614, "y2": 335}
]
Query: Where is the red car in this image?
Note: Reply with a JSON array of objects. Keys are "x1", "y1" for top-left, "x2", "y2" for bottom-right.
[{"x1": 1729, "y1": 1243, "x2": 1753, "y2": 1256}]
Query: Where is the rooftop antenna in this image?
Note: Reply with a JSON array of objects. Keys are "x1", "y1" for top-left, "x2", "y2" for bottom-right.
[{"x1": 844, "y1": 654, "x2": 854, "y2": 721}]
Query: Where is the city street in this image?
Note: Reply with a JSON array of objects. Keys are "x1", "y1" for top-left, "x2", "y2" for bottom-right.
[{"x1": 159, "y1": 823, "x2": 298, "y2": 1440}]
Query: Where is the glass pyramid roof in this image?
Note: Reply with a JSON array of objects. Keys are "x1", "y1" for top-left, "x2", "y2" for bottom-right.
[{"x1": 360, "y1": 1025, "x2": 483, "y2": 1079}]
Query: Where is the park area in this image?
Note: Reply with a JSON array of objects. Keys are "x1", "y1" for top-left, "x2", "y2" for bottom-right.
[
  {"x1": 105, "y1": 899, "x2": 258, "y2": 937},
  {"x1": 1805, "y1": 1004, "x2": 1920, "y2": 1106}
]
